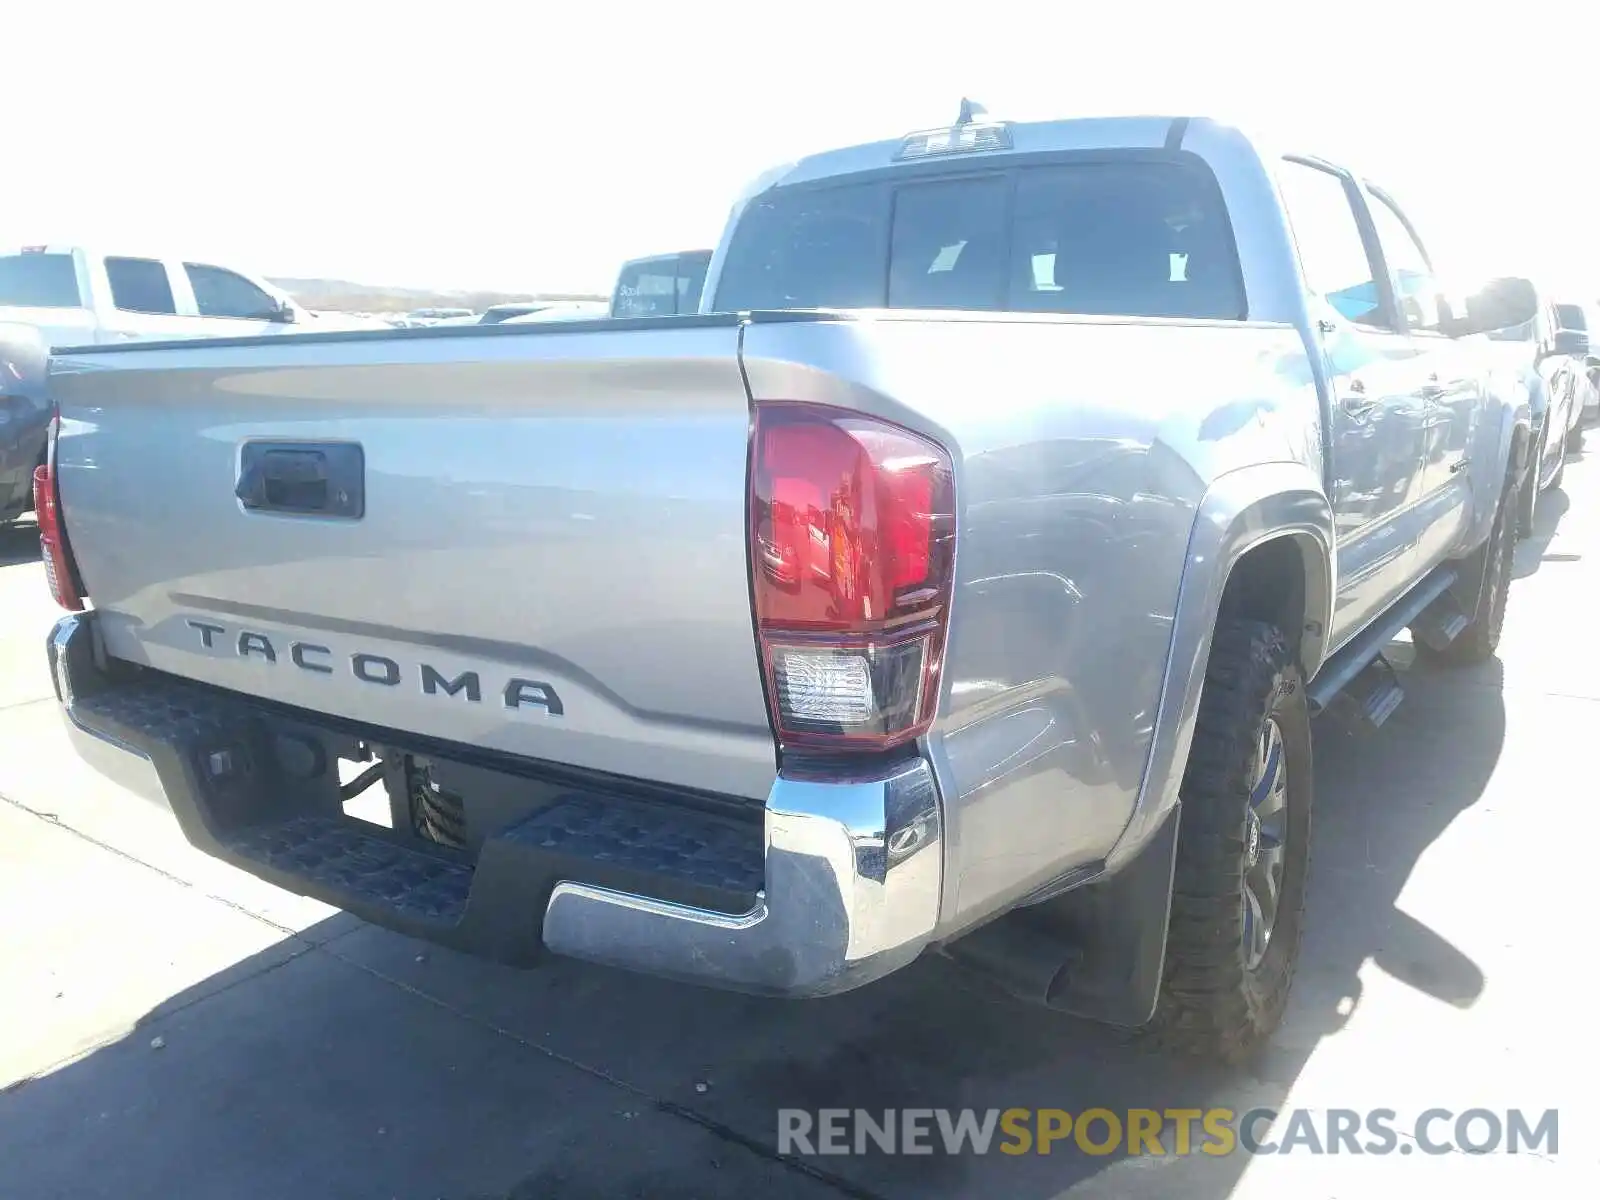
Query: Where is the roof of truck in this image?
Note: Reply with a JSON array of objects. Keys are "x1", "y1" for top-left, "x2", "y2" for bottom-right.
[{"x1": 765, "y1": 113, "x2": 1192, "y2": 192}]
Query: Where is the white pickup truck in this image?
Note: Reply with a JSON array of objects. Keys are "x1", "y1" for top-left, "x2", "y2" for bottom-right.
[{"x1": 0, "y1": 245, "x2": 378, "y2": 348}]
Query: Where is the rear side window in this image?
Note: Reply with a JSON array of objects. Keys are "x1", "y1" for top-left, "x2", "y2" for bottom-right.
[
  {"x1": 0, "y1": 253, "x2": 82, "y2": 308},
  {"x1": 714, "y1": 160, "x2": 1243, "y2": 320},
  {"x1": 105, "y1": 257, "x2": 177, "y2": 315}
]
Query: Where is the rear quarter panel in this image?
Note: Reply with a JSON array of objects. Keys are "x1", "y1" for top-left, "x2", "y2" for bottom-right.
[{"x1": 741, "y1": 313, "x2": 1322, "y2": 932}]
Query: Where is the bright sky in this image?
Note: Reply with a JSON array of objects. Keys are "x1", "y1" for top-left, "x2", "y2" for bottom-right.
[{"x1": 11, "y1": 2, "x2": 1598, "y2": 298}]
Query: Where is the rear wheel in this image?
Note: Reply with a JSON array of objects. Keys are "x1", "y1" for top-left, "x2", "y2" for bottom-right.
[{"x1": 1151, "y1": 619, "x2": 1312, "y2": 1063}]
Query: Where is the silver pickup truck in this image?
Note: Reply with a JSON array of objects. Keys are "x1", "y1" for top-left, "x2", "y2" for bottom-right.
[{"x1": 37, "y1": 110, "x2": 1538, "y2": 1061}]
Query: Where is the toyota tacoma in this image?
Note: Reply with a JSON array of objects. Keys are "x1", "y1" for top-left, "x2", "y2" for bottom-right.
[{"x1": 37, "y1": 109, "x2": 1537, "y2": 1060}]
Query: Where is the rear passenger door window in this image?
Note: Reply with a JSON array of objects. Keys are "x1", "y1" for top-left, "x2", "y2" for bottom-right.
[
  {"x1": 1275, "y1": 160, "x2": 1388, "y2": 329},
  {"x1": 105, "y1": 257, "x2": 177, "y2": 315}
]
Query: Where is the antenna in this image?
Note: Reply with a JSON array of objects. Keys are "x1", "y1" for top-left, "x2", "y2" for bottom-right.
[{"x1": 957, "y1": 98, "x2": 988, "y2": 125}]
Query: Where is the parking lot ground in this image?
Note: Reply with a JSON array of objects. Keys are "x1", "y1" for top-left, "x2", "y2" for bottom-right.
[{"x1": 2, "y1": 457, "x2": 1598, "y2": 1198}]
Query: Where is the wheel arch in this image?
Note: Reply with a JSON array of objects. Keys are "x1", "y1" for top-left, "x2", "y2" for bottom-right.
[
  {"x1": 1106, "y1": 463, "x2": 1332, "y2": 874},
  {"x1": 1218, "y1": 529, "x2": 1332, "y2": 683}
]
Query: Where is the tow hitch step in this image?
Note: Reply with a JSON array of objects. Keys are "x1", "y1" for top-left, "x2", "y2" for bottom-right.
[
  {"x1": 1342, "y1": 654, "x2": 1405, "y2": 729},
  {"x1": 1410, "y1": 591, "x2": 1471, "y2": 652},
  {"x1": 1307, "y1": 564, "x2": 1458, "y2": 724}
]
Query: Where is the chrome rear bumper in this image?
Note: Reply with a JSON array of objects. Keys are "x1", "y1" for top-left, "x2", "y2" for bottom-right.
[
  {"x1": 51, "y1": 611, "x2": 945, "y2": 997},
  {"x1": 542, "y1": 760, "x2": 942, "y2": 996}
]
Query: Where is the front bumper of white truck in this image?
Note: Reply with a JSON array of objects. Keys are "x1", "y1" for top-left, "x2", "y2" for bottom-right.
[{"x1": 49, "y1": 611, "x2": 944, "y2": 998}]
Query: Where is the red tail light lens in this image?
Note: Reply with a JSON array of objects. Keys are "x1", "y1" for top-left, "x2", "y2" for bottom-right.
[
  {"x1": 33, "y1": 415, "x2": 84, "y2": 612},
  {"x1": 749, "y1": 402, "x2": 955, "y2": 751}
]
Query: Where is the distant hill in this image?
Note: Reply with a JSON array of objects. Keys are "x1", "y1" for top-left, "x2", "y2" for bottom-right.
[{"x1": 269, "y1": 277, "x2": 607, "y2": 315}]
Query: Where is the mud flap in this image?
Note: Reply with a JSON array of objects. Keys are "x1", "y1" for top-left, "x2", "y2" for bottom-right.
[
  {"x1": 942, "y1": 802, "x2": 1181, "y2": 1028},
  {"x1": 1040, "y1": 800, "x2": 1181, "y2": 1027}
]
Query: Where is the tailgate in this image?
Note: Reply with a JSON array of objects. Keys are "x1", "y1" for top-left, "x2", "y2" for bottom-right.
[{"x1": 49, "y1": 321, "x2": 777, "y2": 800}]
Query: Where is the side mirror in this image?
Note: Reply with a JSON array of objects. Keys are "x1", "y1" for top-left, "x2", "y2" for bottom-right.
[
  {"x1": 271, "y1": 299, "x2": 298, "y2": 324},
  {"x1": 1448, "y1": 275, "x2": 1539, "y2": 337},
  {"x1": 1552, "y1": 327, "x2": 1589, "y2": 356}
]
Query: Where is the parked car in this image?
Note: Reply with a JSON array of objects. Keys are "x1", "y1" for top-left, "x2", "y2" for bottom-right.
[
  {"x1": 0, "y1": 245, "x2": 378, "y2": 347},
  {"x1": 0, "y1": 323, "x2": 49, "y2": 527},
  {"x1": 610, "y1": 249, "x2": 712, "y2": 316},
  {"x1": 1483, "y1": 294, "x2": 1588, "y2": 535},
  {"x1": 37, "y1": 109, "x2": 1536, "y2": 1062}
]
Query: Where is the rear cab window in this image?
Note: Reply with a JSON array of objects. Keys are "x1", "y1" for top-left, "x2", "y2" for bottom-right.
[
  {"x1": 613, "y1": 252, "x2": 713, "y2": 317},
  {"x1": 0, "y1": 252, "x2": 83, "y2": 308},
  {"x1": 104, "y1": 257, "x2": 177, "y2": 315},
  {"x1": 713, "y1": 158, "x2": 1244, "y2": 320}
]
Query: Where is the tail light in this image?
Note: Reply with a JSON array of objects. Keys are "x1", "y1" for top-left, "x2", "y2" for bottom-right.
[
  {"x1": 33, "y1": 412, "x2": 85, "y2": 612},
  {"x1": 749, "y1": 402, "x2": 955, "y2": 752}
]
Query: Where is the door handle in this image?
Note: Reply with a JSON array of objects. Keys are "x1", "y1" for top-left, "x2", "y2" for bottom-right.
[{"x1": 237, "y1": 441, "x2": 365, "y2": 518}]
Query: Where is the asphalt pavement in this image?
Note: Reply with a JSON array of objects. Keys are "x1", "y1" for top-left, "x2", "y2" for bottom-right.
[{"x1": 2, "y1": 458, "x2": 1597, "y2": 1198}]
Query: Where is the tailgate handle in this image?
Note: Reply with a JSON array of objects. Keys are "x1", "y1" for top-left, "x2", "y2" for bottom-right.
[{"x1": 237, "y1": 441, "x2": 365, "y2": 519}]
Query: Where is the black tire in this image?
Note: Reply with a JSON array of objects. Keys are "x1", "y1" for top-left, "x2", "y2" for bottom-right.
[
  {"x1": 1417, "y1": 466, "x2": 1518, "y2": 667},
  {"x1": 1565, "y1": 423, "x2": 1584, "y2": 455},
  {"x1": 1151, "y1": 619, "x2": 1312, "y2": 1063}
]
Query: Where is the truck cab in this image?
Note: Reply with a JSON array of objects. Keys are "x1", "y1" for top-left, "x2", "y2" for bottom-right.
[{"x1": 0, "y1": 246, "x2": 325, "y2": 348}]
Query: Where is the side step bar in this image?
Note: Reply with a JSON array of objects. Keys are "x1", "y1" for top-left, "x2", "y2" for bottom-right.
[{"x1": 1305, "y1": 565, "x2": 1463, "y2": 728}]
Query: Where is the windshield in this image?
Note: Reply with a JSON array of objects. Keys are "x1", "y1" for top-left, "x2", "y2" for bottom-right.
[
  {"x1": 1555, "y1": 303, "x2": 1586, "y2": 331},
  {"x1": 0, "y1": 252, "x2": 82, "y2": 308},
  {"x1": 712, "y1": 159, "x2": 1244, "y2": 319}
]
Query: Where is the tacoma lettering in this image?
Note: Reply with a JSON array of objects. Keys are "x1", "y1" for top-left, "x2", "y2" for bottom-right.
[{"x1": 184, "y1": 620, "x2": 561, "y2": 715}]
